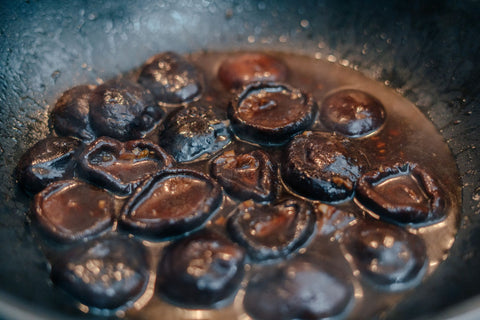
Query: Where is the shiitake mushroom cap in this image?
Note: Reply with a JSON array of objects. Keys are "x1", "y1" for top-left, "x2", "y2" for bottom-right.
[
  {"x1": 33, "y1": 179, "x2": 114, "y2": 242},
  {"x1": 156, "y1": 229, "x2": 246, "y2": 307},
  {"x1": 228, "y1": 82, "x2": 317, "y2": 146},
  {"x1": 226, "y1": 199, "x2": 316, "y2": 261},
  {"x1": 17, "y1": 136, "x2": 82, "y2": 194},
  {"x1": 282, "y1": 131, "x2": 362, "y2": 203},
  {"x1": 50, "y1": 236, "x2": 150, "y2": 310},
  {"x1": 78, "y1": 137, "x2": 173, "y2": 196},
  {"x1": 138, "y1": 51, "x2": 204, "y2": 105},
  {"x1": 341, "y1": 219, "x2": 428, "y2": 290},
  {"x1": 243, "y1": 259, "x2": 354, "y2": 320},
  {"x1": 355, "y1": 162, "x2": 445, "y2": 225},
  {"x1": 120, "y1": 169, "x2": 222, "y2": 238},
  {"x1": 158, "y1": 104, "x2": 231, "y2": 162},
  {"x1": 320, "y1": 89, "x2": 386, "y2": 138},
  {"x1": 210, "y1": 149, "x2": 278, "y2": 203},
  {"x1": 89, "y1": 79, "x2": 162, "y2": 141},
  {"x1": 52, "y1": 84, "x2": 97, "y2": 141},
  {"x1": 218, "y1": 52, "x2": 288, "y2": 90}
]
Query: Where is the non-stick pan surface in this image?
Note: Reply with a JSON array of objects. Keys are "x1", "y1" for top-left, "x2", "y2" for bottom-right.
[{"x1": 1, "y1": 1, "x2": 480, "y2": 319}]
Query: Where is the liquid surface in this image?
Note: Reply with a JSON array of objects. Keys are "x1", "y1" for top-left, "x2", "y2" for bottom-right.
[{"x1": 31, "y1": 51, "x2": 461, "y2": 320}]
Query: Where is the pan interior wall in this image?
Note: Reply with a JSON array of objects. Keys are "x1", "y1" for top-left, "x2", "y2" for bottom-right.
[{"x1": 0, "y1": 1, "x2": 479, "y2": 319}]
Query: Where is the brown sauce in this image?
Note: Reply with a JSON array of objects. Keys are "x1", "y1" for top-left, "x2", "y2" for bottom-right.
[{"x1": 25, "y1": 50, "x2": 461, "y2": 319}]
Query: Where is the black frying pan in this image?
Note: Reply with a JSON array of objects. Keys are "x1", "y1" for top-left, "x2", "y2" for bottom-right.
[{"x1": 1, "y1": 1, "x2": 480, "y2": 319}]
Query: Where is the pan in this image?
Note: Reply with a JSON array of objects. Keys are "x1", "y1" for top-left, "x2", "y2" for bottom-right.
[{"x1": 1, "y1": 0, "x2": 480, "y2": 319}]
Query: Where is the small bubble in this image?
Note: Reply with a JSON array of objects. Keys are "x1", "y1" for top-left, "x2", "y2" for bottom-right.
[
  {"x1": 279, "y1": 35, "x2": 288, "y2": 43},
  {"x1": 317, "y1": 41, "x2": 326, "y2": 49},
  {"x1": 247, "y1": 35, "x2": 255, "y2": 43},
  {"x1": 384, "y1": 80, "x2": 391, "y2": 86},
  {"x1": 81, "y1": 63, "x2": 87, "y2": 69},
  {"x1": 78, "y1": 304, "x2": 89, "y2": 313},
  {"x1": 87, "y1": 13, "x2": 97, "y2": 21},
  {"x1": 327, "y1": 55, "x2": 336, "y2": 62},
  {"x1": 340, "y1": 59, "x2": 349, "y2": 67},
  {"x1": 300, "y1": 19, "x2": 309, "y2": 28},
  {"x1": 314, "y1": 52, "x2": 322, "y2": 59}
]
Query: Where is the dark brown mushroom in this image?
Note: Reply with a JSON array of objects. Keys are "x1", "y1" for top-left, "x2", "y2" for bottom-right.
[
  {"x1": 228, "y1": 82, "x2": 317, "y2": 146},
  {"x1": 78, "y1": 137, "x2": 173, "y2": 195},
  {"x1": 218, "y1": 52, "x2": 288, "y2": 90},
  {"x1": 50, "y1": 236, "x2": 150, "y2": 310},
  {"x1": 120, "y1": 169, "x2": 222, "y2": 238},
  {"x1": 355, "y1": 162, "x2": 445, "y2": 225},
  {"x1": 282, "y1": 131, "x2": 362, "y2": 203},
  {"x1": 341, "y1": 219, "x2": 428, "y2": 290},
  {"x1": 156, "y1": 229, "x2": 245, "y2": 307},
  {"x1": 226, "y1": 199, "x2": 316, "y2": 261},
  {"x1": 33, "y1": 180, "x2": 114, "y2": 242},
  {"x1": 51, "y1": 84, "x2": 96, "y2": 141},
  {"x1": 210, "y1": 149, "x2": 278, "y2": 202},
  {"x1": 158, "y1": 104, "x2": 231, "y2": 162},
  {"x1": 243, "y1": 259, "x2": 354, "y2": 320},
  {"x1": 320, "y1": 89, "x2": 386, "y2": 138},
  {"x1": 17, "y1": 136, "x2": 82, "y2": 194},
  {"x1": 89, "y1": 79, "x2": 162, "y2": 141},
  {"x1": 138, "y1": 51, "x2": 203, "y2": 105}
]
